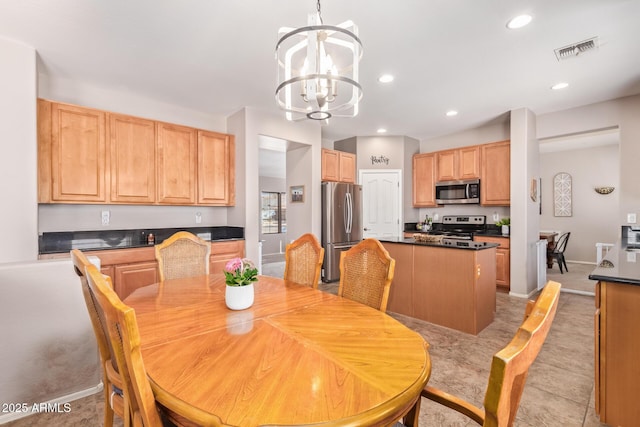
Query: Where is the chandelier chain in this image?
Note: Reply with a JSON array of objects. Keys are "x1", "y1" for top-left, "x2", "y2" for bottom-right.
[{"x1": 316, "y1": 0, "x2": 323, "y2": 23}]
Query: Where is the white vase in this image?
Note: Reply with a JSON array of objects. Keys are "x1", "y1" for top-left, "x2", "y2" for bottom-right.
[
  {"x1": 502, "y1": 225, "x2": 510, "y2": 235},
  {"x1": 225, "y1": 283, "x2": 254, "y2": 310}
]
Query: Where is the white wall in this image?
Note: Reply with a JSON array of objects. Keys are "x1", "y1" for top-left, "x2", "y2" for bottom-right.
[
  {"x1": 0, "y1": 37, "x2": 38, "y2": 263},
  {"x1": 0, "y1": 259, "x2": 101, "y2": 422},
  {"x1": 538, "y1": 95, "x2": 640, "y2": 228},
  {"x1": 510, "y1": 108, "x2": 540, "y2": 297},
  {"x1": 420, "y1": 120, "x2": 510, "y2": 152},
  {"x1": 540, "y1": 144, "x2": 620, "y2": 263},
  {"x1": 287, "y1": 145, "x2": 315, "y2": 243},
  {"x1": 227, "y1": 107, "x2": 321, "y2": 263}
]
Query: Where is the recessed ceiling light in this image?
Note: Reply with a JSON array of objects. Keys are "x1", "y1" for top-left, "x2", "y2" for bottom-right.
[
  {"x1": 551, "y1": 82, "x2": 569, "y2": 90},
  {"x1": 377, "y1": 128, "x2": 387, "y2": 133},
  {"x1": 446, "y1": 110, "x2": 458, "y2": 117},
  {"x1": 378, "y1": 74, "x2": 394, "y2": 83},
  {"x1": 506, "y1": 14, "x2": 532, "y2": 29}
]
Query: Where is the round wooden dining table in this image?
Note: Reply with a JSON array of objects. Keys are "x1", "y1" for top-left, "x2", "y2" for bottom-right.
[{"x1": 124, "y1": 274, "x2": 431, "y2": 427}]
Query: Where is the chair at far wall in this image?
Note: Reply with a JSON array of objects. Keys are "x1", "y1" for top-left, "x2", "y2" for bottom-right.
[
  {"x1": 416, "y1": 281, "x2": 562, "y2": 427},
  {"x1": 284, "y1": 233, "x2": 324, "y2": 288},
  {"x1": 84, "y1": 264, "x2": 227, "y2": 427},
  {"x1": 549, "y1": 232, "x2": 571, "y2": 274},
  {"x1": 155, "y1": 231, "x2": 210, "y2": 281},
  {"x1": 71, "y1": 249, "x2": 128, "y2": 427},
  {"x1": 338, "y1": 238, "x2": 395, "y2": 312}
]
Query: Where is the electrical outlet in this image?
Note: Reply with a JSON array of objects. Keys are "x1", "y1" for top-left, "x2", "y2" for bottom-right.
[
  {"x1": 493, "y1": 212, "x2": 499, "y2": 222},
  {"x1": 627, "y1": 251, "x2": 637, "y2": 263},
  {"x1": 101, "y1": 210, "x2": 110, "y2": 226},
  {"x1": 628, "y1": 213, "x2": 637, "y2": 224},
  {"x1": 195, "y1": 212, "x2": 202, "y2": 224}
]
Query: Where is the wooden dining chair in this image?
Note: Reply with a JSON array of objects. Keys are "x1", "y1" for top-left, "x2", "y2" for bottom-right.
[
  {"x1": 71, "y1": 249, "x2": 128, "y2": 427},
  {"x1": 155, "y1": 231, "x2": 211, "y2": 281},
  {"x1": 419, "y1": 280, "x2": 562, "y2": 427},
  {"x1": 84, "y1": 264, "x2": 228, "y2": 427},
  {"x1": 284, "y1": 233, "x2": 324, "y2": 288},
  {"x1": 338, "y1": 238, "x2": 395, "y2": 312}
]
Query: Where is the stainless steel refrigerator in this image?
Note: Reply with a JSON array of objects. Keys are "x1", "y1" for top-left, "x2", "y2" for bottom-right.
[{"x1": 321, "y1": 182, "x2": 362, "y2": 282}]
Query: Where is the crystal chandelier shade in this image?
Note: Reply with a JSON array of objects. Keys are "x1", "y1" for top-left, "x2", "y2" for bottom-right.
[{"x1": 275, "y1": 1, "x2": 363, "y2": 121}]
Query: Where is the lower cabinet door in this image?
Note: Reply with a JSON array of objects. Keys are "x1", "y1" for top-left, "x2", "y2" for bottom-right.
[
  {"x1": 114, "y1": 261, "x2": 158, "y2": 300},
  {"x1": 210, "y1": 240, "x2": 245, "y2": 274}
]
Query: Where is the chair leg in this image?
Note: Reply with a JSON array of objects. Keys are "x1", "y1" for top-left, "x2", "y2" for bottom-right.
[
  {"x1": 561, "y1": 254, "x2": 568, "y2": 273},
  {"x1": 557, "y1": 254, "x2": 564, "y2": 274}
]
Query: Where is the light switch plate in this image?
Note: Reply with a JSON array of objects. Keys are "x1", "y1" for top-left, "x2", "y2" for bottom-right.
[
  {"x1": 627, "y1": 251, "x2": 637, "y2": 263},
  {"x1": 628, "y1": 213, "x2": 637, "y2": 224}
]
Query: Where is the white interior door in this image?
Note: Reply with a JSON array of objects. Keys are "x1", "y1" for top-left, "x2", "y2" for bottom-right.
[{"x1": 360, "y1": 170, "x2": 402, "y2": 239}]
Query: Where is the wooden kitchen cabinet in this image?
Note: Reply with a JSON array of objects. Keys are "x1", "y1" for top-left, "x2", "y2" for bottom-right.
[
  {"x1": 480, "y1": 140, "x2": 510, "y2": 206},
  {"x1": 474, "y1": 235, "x2": 510, "y2": 290},
  {"x1": 210, "y1": 240, "x2": 245, "y2": 274},
  {"x1": 38, "y1": 100, "x2": 107, "y2": 203},
  {"x1": 84, "y1": 240, "x2": 245, "y2": 299},
  {"x1": 197, "y1": 130, "x2": 235, "y2": 205},
  {"x1": 595, "y1": 281, "x2": 640, "y2": 426},
  {"x1": 114, "y1": 261, "x2": 158, "y2": 300},
  {"x1": 412, "y1": 153, "x2": 437, "y2": 207},
  {"x1": 38, "y1": 98, "x2": 236, "y2": 206},
  {"x1": 321, "y1": 148, "x2": 356, "y2": 183},
  {"x1": 383, "y1": 242, "x2": 496, "y2": 335},
  {"x1": 435, "y1": 145, "x2": 480, "y2": 182},
  {"x1": 156, "y1": 122, "x2": 197, "y2": 204},
  {"x1": 109, "y1": 114, "x2": 156, "y2": 203}
]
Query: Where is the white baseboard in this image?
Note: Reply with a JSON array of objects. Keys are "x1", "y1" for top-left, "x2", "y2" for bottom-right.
[
  {"x1": 560, "y1": 288, "x2": 595, "y2": 297},
  {"x1": 0, "y1": 382, "x2": 103, "y2": 424}
]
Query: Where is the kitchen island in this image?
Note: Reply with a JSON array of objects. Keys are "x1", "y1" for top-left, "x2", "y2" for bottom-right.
[
  {"x1": 588, "y1": 228, "x2": 640, "y2": 426},
  {"x1": 380, "y1": 237, "x2": 498, "y2": 335}
]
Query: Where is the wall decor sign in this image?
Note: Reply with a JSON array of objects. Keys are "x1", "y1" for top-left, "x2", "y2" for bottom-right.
[
  {"x1": 290, "y1": 185, "x2": 304, "y2": 203},
  {"x1": 553, "y1": 172, "x2": 572, "y2": 217},
  {"x1": 370, "y1": 155, "x2": 390, "y2": 165}
]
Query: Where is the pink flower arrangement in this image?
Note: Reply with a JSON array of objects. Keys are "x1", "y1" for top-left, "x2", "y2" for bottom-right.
[{"x1": 223, "y1": 257, "x2": 258, "y2": 286}]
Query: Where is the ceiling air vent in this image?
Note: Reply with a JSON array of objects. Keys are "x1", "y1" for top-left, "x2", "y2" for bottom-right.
[{"x1": 554, "y1": 37, "x2": 598, "y2": 61}]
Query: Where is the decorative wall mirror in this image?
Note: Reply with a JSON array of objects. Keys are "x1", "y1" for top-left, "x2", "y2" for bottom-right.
[{"x1": 553, "y1": 172, "x2": 572, "y2": 217}]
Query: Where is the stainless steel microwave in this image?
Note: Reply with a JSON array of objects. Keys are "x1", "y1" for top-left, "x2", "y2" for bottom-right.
[{"x1": 435, "y1": 179, "x2": 480, "y2": 204}]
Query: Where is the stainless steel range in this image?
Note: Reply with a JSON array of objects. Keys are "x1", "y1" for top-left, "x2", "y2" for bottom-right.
[{"x1": 428, "y1": 215, "x2": 487, "y2": 240}]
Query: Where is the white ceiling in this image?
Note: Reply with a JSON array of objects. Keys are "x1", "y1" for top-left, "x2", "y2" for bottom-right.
[{"x1": 1, "y1": 0, "x2": 639, "y2": 142}]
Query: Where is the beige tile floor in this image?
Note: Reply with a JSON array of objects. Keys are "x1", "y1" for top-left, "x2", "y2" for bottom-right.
[{"x1": 4, "y1": 261, "x2": 605, "y2": 427}]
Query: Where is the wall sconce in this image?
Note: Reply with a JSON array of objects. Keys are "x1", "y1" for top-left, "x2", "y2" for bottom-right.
[{"x1": 594, "y1": 187, "x2": 615, "y2": 195}]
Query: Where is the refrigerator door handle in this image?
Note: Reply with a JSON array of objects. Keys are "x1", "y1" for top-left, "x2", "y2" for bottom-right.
[
  {"x1": 343, "y1": 192, "x2": 349, "y2": 234},
  {"x1": 346, "y1": 192, "x2": 353, "y2": 234},
  {"x1": 332, "y1": 243, "x2": 355, "y2": 250}
]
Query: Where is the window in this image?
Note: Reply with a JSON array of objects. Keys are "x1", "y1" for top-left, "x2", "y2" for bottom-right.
[{"x1": 261, "y1": 191, "x2": 286, "y2": 234}]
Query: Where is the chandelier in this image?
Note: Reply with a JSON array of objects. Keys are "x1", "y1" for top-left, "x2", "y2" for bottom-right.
[{"x1": 275, "y1": 0, "x2": 363, "y2": 121}]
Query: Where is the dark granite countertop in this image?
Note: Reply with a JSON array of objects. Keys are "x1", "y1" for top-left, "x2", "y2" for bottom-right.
[
  {"x1": 39, "y1": 226, "x2": 244, "y2": 254},
  {"x1": 589, "y1": 239, "x2": 640, "y2": 286},
  {"x1": 380, "y1": 237, "x2": 499, "y2": 251}
]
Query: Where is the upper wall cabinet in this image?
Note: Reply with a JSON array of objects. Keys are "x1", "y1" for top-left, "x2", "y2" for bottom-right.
[
  {"x1": 197, "y1": 130, "x2": 235, "y2": 206},
  {"x1": 436, "y1": 145, "x2": 480, "y2": 182},
  {"x1": 109, "y1": 114, "x2": 156, "y2": 203},
  {"x1": 38, "y1": 100, "x2": 108, "y2": 203},
  {"x1": 321, "y1": 148, "x2": 356, "y2": 183},
  {"x1": 156, "y1": 122, "x2": 197, "y2": 204},
  {"x1": 412, "y1": 153, "x2": 437, "y2": 207},
  {"x1": 38, "y1": 99, "x2": 235, "y2": 206},
  {"x1": 480, "y1": 140, "x2": 510, "y2": 206}
]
